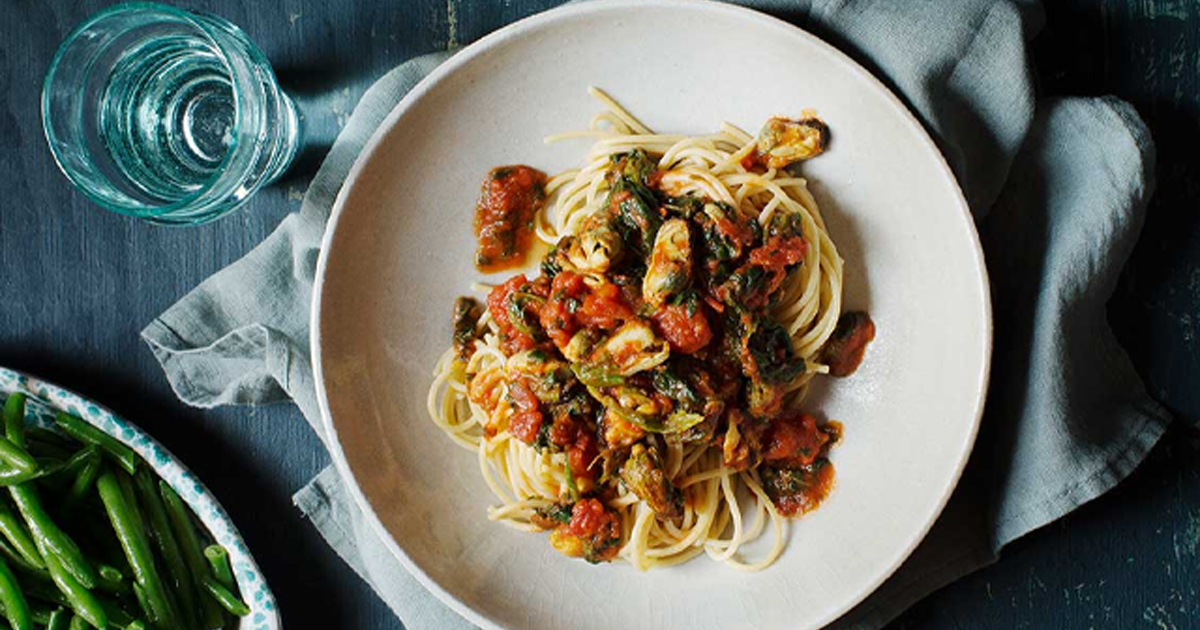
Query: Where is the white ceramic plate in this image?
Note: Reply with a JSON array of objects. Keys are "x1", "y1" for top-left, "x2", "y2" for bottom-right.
[{"x1": 312, "y1": 2, "x2": 991, "y2": 629}]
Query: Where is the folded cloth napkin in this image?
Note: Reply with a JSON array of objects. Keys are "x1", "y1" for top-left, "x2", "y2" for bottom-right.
[{"x1": 141, "y1": 0, "x2": 1173, "y2": 628}]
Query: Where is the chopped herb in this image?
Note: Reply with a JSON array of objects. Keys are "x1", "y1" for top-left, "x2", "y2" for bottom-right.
[
  {"x1": 534, "y1": 421, "x2": 552, "y2": 450},
  {"x1": 541, "y1": 247, "x2": 562, "y2": 278}
]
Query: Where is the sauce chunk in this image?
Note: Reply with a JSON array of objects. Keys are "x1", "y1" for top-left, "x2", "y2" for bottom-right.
[{"x1": 474, "y1": 165, "x2": 548, "y2": 272}]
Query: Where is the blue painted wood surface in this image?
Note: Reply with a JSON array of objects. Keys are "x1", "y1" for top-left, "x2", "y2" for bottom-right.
[{"x1": 0, "y1": 1, "x2": 1196, "y2": 628}]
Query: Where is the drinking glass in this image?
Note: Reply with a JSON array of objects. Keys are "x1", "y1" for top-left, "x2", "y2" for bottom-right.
[{"x1": 42, "y1": 2, "x2": 300, "y2": 225}]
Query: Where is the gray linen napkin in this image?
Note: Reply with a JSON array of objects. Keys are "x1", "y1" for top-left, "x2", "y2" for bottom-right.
[{"x1": 141, "y1": 1, "x2": 1172, "y2": 628}]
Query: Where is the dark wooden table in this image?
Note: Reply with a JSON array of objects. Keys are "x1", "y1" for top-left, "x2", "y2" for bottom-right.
[{"x1": 2, "y1": 1, "x2": 1197, "y2": 628}]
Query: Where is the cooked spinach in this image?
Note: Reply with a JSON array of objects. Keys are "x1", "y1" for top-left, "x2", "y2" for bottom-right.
[
  {"x1": 507, "y1": 291, "x2": 546, "y2": 338},
  {"x1": 651, "y1": 366, "x2": 701, "y2": 409},
  {"x1": 747, "y1": 318, "x2": 806, "y2": 384}
]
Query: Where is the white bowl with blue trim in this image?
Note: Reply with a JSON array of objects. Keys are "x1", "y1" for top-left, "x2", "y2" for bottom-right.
[{"x1": 0, "y1": 366, "x2": 281, "y2": 630}]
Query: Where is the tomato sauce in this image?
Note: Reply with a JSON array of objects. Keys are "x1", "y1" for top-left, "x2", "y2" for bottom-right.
[
  {"x1": 821, "y1": 312, "x2": 876, "y2": 377},
  {"x1": 474, "y1": 165, "x2": 548, "y2": 273},
  {"x1": 768, "y1": 460, "x2": 836, "y2": 517},
  {"x1": 487, "y1": 275, "x2": 538, "y2": 355},
  {"x1": 507, "y1": 378, "x2": 543, "y2": 444},
  {"x1": 763, "y1": 414, "x2": 829, "y2": 467},
  {"x1": 651, "y1": 303, "x2": 712, "y2": 354}
]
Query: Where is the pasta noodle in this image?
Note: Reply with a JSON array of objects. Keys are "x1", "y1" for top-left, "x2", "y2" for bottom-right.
[{"x1": 427, "y1": 88, "x2": 854, "y2": 571}]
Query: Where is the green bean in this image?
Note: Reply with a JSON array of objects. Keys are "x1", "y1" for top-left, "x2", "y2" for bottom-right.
[
  {"x1": 133, "y1": 470, "x2": 197, "y2": 630},
  {"x1": 0, "y1": 459, "x2": 65, "y2": 487},
  {"x1": 8, "y1": 485, "x2": 95, "y2": 588},
  {"x1": 202, "y1": 545, "x2": 234, "y2": 589},
  {"x1": 43, "y1": 555, "x2": 105, "y2": 630},
  {"x1": 28, "y1": 604, "x2": 55, "y2": 625},
  {"x1": 60, "y1": 447, "x2": 99, "y2": 476},
  {"x1": 96, "y1": 471, "x2": 174, "y2": 628},
  {"x1": 126, "y1": 621, "x2": 146, "y2": 630},
  {"x1": 199, "y1": 575, "x2": 249, "y2": 617},
  {"x1": 0, "y1": 439, "x2": 36, "y2": 475},
  {"x1": 60, "y1": 449, "x2": 101, "y2": 516},
  {"x1": 19, "y1": 580, "x2": 67, "y2": 608},
  {"x1": 0, "y1": 538, "x2": 39, "y2": 574},
  {"x1": 130, "y1": 582, "x2": 151, "y2": 625},
  {"x1": 0, "y1": 503, "x2": 42, "y2": 570},
  {"x1": 22, "y1": 440, "x2": 73, "y2": 462},
  {"x1": 94, "y1": 564, "x2": 129, "y2": 596},
  {"x1": 0, "y1": 557, "x2": 31, "y2": 630},
  {"x1": 24, "y1": 428, "x2": 72, "y2": 450},
  {"x1": 115, "y1": 475, "x2": 143, "y2": 537},
  {"x1": 2, "y1": 395, "x2": 25, "y2": 448},
  {"x1": 159, "y1": 482, "x2": 223, "y2": 630},
  {"x1": 52, "y1": 414, "x2": 137, "y2": 475},
  {"x1": 44, "y1": 608, "x2": 68, "y2": 630},
  {"x1": 68, "y1": 613, "x2": 88, "y2": 630},
  {"x1": 95, "y1": 596, "x2": 133, "y2": 627}
]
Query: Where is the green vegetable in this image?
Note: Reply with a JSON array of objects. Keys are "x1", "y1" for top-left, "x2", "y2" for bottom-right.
[
  {"x1": 23, "y1": 429, "x2": 72, "y2": 450},
  {"x1": 60, "y1": 449, "x2": 102, "y2": 516},
  {"x1": 134, "y1": 468, "x2": 197, "y2": 630},
  {"x1": 0, "y1": 495, "x2": 43, "y2": 570},
  {"x1": 20, "y1": 580, "x2": 68, "y2": 608},
  {"x1": 0, "y1": 399, "x2": 250, "y2": 630},
  {"x1": 8, "y1": 485, "x2": 95, "y2": 588},
  {"x1": 2, "y1": 396, "x2": 26, "y2": 449},
  {"x1": 540, "y1": 247, "x2": 563, "y2": 278},
  {"x1": 0, "y1": 437, "x2": 37, "y2": 475},
  {"x1": 199, "y1": 574, "x2": 250, "y2": 617},
  {"x1": 52, "y1": 413, "x2": 138, "y2": 475},
  {"x1": 59, "y1": 447, "x2": 99, "y2": 477},
  {"x1": 160, "y1": 482, "x2": 224, "y2": 630},
  {"x1": 570, "y1": 363, "x2": 625, "y2": 388},
  {"x1": 43, "y1": 554, "x2": 105, "y2": 630},
  {"x1": 44, "y1": 608, "x2": 68, "y2": 630},
  {"x1": 537, "y1": 503, "x2": 573, "y2": 526},
  {"x1": 662, "y1": 410, "x2": 706, "y2": 433},
  {"x1": 747, "y1": 319, "x2": 805, "y2": 384},
  {"x1": 96, "y1": 470, "x2": 175, "y2": 628},
  {"x1": 0, "y1": 536, "x2": 41, "y2": 573},
  {"x1": 0, "y1": 458, "x2": 66, "y2": 487},
  {"x1": 0, "y1": 556, "x2": 32, "y2": 630},
  {"x1": 96, "y1": 596, "x2": 134, "y2": 627},
  {"x1": 21, "y1": 441, "x2": 72, "y2": 462},
  {"x1": 584, "y1": 386, "x2": 662, "y2": 433},
  {"x1": 507, "y1": 291, "x2": 546, "y2": 338},
  {"x1": 203, "y1": 545, "x2": 234, "y2": 589},
  {"x1": 608, "y1": 150, "x2": 662, "y2": 256},
  {"x1": 651, "y1": 367, "x2": 700, "y2": 409},
  {"x1": 94, "y1": 563, "x2": 129, "y2": 596},
  {"x1": 563, "y1": 463, "x2": 579, "y2": 503},
  {"x1": 766, "y1": 209, "x2": 804, "y2": 239}
]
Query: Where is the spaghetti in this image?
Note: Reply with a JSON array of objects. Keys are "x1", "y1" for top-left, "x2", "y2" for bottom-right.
[{"x1": 427, "y1": 88, "x2": 873, "y2": 571}]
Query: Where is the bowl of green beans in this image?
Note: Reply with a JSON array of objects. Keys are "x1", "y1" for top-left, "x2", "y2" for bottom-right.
[{"x1": 0, "y1": 367, "x2": 279, "y2": 630}]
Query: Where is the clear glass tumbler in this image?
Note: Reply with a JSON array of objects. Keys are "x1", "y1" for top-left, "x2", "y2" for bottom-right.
[{"x1": 42, "y1": 2, "x2": 300, "y2": 225}]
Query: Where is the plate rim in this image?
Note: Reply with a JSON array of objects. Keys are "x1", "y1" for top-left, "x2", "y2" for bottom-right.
[{"x1": 311, "y1": 1, "x2": 994, "y2": 628}]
